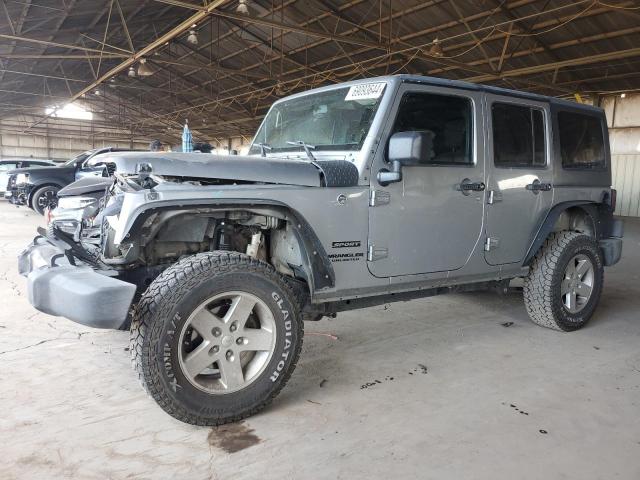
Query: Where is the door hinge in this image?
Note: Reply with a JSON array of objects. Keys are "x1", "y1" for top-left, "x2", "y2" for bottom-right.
[
  {"x1": 485, "y1": 237, "x2": 500, "y2": 251},
  {"x1": 369, "y1": 190, "x2": 391, "y2": 207},
  {"x1": 487, "y1": 190, "x2": 503, "y2": 205},
  {"x1": 367, "y1": 244, "x2": 388, "y2": 261}
]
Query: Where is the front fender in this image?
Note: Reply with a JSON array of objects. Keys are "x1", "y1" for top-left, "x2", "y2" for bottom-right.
[{"x1": 112, "y1": 191, "x2": 335, "y2": 293}]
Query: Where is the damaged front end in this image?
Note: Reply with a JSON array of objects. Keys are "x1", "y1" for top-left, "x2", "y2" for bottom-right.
[{"x1": 20, "y1": 160, "x2": 326, "y2": 328}]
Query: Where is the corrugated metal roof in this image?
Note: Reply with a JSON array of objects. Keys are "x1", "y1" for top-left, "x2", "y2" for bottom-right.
[{"x1": 1, "y1": 0, "x2": 639, "y2": 141}]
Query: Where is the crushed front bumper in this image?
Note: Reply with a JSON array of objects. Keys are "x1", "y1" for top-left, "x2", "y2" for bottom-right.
[
  {"x1": 9, "y1": 186, "x2": 29, "y2": 205},
  {"x1": 18, "y1": 234, "x2": 136, "y2": 329}
]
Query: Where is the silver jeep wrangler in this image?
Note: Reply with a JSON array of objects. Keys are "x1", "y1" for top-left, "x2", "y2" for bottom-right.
[{"x1": 19, "y1": 75, "x2": 623, "y2": 425}]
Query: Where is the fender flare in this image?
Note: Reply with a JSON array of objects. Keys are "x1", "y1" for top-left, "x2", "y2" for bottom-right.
[
  {"x1": 523, "y1": 200, "x2": 603, "y2": 266},
  {"x1": 120, "y1": 199, "x2": 335, "y2": 295}
]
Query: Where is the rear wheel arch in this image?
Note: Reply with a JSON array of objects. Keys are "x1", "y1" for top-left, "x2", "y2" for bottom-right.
[{"x1": 524, "y1": 201, "x2": 602, "y2": 266}]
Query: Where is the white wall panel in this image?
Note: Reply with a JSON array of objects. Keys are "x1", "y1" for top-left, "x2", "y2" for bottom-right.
[{"x1": 612, "y1": 154, "x2": 640, "y2": 217}]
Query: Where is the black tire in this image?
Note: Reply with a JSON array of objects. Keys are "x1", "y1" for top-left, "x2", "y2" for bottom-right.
[
  {"x1": 130, "y1": 251, "x2": 303, "y2": 425},
  {"x1": 31, "y1": 185, "x2": 59, "y2": 215},
  {"x1": 523, "y1": 231, "x2": 604, "y2": 332}
]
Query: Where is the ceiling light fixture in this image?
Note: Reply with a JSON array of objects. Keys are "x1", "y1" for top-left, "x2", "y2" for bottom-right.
[
  {"x1": 428, "y1": 38, "x2": 443, "y2": 57},
  {"x1": 187, "y1": 29, "x2": 198, "y2": 45},
  {"x1": 128, "y1": 66, "x2": 136, "y2": 77},
  {"x1": 275, "y1": 81, "x2": 286, "y2": 97},
  {"x1": 620, "y1": 93, "x2": 626, "y2": 98},
  {"x1": 137, "y1": 58, "x2": 154, "y2": 77},
  {"x1": 236, "y1": 0, "x2": 250, "y2": 15}
]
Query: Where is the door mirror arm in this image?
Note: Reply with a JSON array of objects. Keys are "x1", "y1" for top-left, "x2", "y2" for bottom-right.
[{"x1": 377, "y1": 160, "x2": 402, "y2": 186}]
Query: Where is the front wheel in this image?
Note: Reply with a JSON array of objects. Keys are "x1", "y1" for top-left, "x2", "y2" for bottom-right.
[
  {"x1": 523, "y1": 231, "x2": 604, "y2": 331},
  {"x1": 31, "y1": 185, "x2": 59, "y2": 215},
  {"x1": 130, "y1": 252, "x2": 303, "y2": 425}
]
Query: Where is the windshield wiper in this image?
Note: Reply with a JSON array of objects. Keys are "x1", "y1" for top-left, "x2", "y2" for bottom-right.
[
  {"x1": 287, "y1": 140, "x2": 316, "y2": 161},
  {"x1": 256, "y1": 142, "x2": 272, "y2": 157}
]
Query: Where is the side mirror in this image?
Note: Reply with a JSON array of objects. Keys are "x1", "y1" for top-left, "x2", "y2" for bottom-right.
[{"x1": 377, "y1": 131, "x2": 435, "y2": 185}]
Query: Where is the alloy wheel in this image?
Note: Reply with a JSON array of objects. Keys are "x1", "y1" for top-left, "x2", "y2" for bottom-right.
[
  {"x1": 177, "y1": 291, "x2": 276, "y2": 394},
  {"x1": 561, "y1": 254, "x2": 594, "y2": 314}
]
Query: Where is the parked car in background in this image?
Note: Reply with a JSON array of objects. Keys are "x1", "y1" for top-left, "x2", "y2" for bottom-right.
[
  {"x1": 6, "y1": 147, "x2": 135, "y2": 215},
  {"x1": 0, "y1": 159, "x2": 55, "y2": 195}
]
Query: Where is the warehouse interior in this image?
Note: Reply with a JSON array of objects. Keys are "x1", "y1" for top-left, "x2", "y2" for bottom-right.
[{"x1": 1, "y1": 1, "x2": 640, "y2": 479}]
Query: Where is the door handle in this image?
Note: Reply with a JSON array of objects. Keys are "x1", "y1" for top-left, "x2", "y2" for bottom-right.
[
  {"x1": 526, "y1": 179, "x2": 552, "y2": 194},
  {"x1": 458, "y1": 178, "x2": 485, "y2": 195}
]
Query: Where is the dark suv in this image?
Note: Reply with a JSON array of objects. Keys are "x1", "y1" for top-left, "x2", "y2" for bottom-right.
[
  {"x1": 0, "y1": 159, "x2": 55, "y2": 195},
  {"x1": 7, "y1": 147, "x2": 132, "y2": 215}
]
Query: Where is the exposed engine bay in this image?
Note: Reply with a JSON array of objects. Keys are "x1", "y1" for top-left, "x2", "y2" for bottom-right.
[{"x1": 50, "y1": 171, "x2": 309, "y2": 295}]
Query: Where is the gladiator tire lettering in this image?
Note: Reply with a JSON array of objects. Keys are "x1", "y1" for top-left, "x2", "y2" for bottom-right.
[{"x1": 270, "y1": 292, "x2": 293, "y2": 382}]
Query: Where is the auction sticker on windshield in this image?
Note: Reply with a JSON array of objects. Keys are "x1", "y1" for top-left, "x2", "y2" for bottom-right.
[{"x1": 345, "y1": 82, "x2": 386, "y2": 101}]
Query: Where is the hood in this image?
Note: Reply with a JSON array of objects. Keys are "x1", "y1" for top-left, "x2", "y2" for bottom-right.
[
  {"x1": 97, "y1": 151, "x2": 324, "y2": 187},
  {"x1": 58, "y1": 176, "x2": 113, "y2": 197},
  {"x1": 9, "y1": 165, "x2": 72, "y2": 175}
]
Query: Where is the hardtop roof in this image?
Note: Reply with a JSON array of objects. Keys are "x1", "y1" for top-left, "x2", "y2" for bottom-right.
[{"x1": 275, "y1": 74, "x2": 604, "y2": 114}]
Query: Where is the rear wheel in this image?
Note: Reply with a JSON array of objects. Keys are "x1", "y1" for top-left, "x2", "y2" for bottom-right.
[
  {"x1": 31, "y1": 185, "x2": 59, "y2": 215},
  {"x1": 130, "y1": 251, "x2": 303, "y2": 425},
  {"x1": 523, "y1": 231, "x2": 604, "y2": 331}
]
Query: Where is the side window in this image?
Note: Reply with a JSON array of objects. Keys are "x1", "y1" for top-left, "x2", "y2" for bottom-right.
[
  {"x1": 492, "y1": 103, "x2": 546, "y2": 168},
  {"x1": 0, "y1": 163, "x2": 17, "y2": 171},
  {"x1": 392, "y1": 92, "x2": 473, "y2": 165},
  {"x1": 558, "y1": 111, "x2": 605, "y2": 169}
]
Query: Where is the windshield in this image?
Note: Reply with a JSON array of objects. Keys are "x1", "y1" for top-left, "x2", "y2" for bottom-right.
[
  {"x1": 63, "y1": 152, "x2": 91, "y2": 167},
  {"x1": 249, "y1": 84, "x2": 385, "y2": 155}
]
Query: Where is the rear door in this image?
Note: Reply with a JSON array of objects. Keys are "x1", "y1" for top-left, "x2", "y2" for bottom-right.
[
  {"x1": 367, "y1": 84, "x2": 485, "y2": 277},
  {"x1": 484, "y1": 95, "x2": 554, "y2": 265}
]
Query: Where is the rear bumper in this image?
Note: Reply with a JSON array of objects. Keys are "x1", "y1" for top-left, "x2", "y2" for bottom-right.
[
  {"x1": 600, "y1": 218, "x2": 624, "y2": 267},
  {"x1": 18, "y1": 235, "x2": 136, "y2": 329}
]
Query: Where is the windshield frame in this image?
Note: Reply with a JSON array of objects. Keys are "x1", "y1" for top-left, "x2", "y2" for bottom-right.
[
  {"x1": 63, "y1": 151, "x2": 92, "y2": 167},
  {"x1": 249, "y1": 81, "x2": 389, "y2": 156}
]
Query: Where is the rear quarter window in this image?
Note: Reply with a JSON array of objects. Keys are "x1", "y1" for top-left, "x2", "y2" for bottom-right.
[{"x1": 558, "y1": 111, "x2": 606, "y2": 170}]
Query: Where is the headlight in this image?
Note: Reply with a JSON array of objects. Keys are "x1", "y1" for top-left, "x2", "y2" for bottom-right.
[
  {"x1": 56, "y1": 196, "x2": 97, "y2": 210},
  {"x1": 15, "y1": 173, "x2": 29, "y2": 184}
]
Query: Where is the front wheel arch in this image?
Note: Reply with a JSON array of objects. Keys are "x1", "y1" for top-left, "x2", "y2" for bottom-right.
[
  {"x1": 30, "y1": 184, "x2": 61, "y2": 214},
  {"x1": 120, "y1": 201, "x2": 336, "y2": 296}
]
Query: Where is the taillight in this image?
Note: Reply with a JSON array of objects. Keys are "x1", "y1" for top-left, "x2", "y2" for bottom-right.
[
  {"x1": 610, "y1": 188, "x2": 617, "y2": 211},
  {"x1": 45, "y1": 207, "x2": 52, "y2": 225}
]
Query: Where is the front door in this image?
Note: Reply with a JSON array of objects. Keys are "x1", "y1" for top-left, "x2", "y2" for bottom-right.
[
  {"x1": 484, "y1": 95, "x2": 554, "y2": 265},
  {"x1": 367, "y1": 85, "x2": 485, "y2": 277}
]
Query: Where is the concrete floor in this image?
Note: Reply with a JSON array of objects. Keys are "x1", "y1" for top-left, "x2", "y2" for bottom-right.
[{"x1": 1, "y1": 201, "x2": 639, "y2": 480}]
